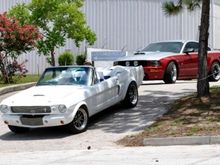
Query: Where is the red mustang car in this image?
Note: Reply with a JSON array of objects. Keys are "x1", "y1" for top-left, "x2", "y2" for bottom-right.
[{"x1": 114, "y1": 41, "x2": 220, "y2": 83}]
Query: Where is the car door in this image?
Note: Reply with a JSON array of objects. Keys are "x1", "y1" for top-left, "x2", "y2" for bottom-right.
[
  {"x1": 95, "y1": 70, "x2": 121, "y2": 111},
  {"x1": 86, "y1": 70, "x2": 104, "y2": 113},
  {"x1": 181, "y1": 42, "x2": 199, "y2": 78},
  {"x1": 87, "y1": 69, "x2": 119, "y2": 114}
]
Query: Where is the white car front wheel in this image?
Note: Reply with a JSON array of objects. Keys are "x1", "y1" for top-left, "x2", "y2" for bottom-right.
[{"x1": 66, "y1": 107, "x2": 88, "y2": 134}]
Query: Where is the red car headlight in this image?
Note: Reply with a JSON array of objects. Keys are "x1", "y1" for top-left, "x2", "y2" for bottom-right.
[{"x1": 147, "y1": 61, "x2": 161, "y2": 67}]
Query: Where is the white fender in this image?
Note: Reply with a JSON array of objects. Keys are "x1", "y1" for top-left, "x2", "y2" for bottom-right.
[{"x1": 70, "y1": 101, "x2": 88, "y2": 121}]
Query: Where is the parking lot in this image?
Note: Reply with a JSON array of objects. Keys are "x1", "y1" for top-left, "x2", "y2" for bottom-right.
[{"x1": 0, "y1": 80, "x2": 219, "y2": 153}]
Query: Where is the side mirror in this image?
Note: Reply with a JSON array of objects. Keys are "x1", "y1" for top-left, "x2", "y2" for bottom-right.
[{"x1": 184, "y1": 48, "x2": 194, "y2": 54}]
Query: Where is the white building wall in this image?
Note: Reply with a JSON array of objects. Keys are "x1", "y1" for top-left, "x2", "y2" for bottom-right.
[
  {"x1": 0, "y1": 0, "x2": 215, "y2": 74},
  {"x1": 213, "y1": 0, "x2": 220, "y2": 50}
]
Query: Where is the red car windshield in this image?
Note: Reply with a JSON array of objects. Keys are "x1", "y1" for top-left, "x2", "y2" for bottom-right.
[{"x1": 142, "y1": 42, "x2": 183, "y2": 53}]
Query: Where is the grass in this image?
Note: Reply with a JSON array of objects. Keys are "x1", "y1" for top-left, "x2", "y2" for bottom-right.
[
  {"x1": 0, "y1": 75, "x2": 40, "y2": 88},
  {"x1": 117, "y1": 86, "x2": 220, "y2": 146}
]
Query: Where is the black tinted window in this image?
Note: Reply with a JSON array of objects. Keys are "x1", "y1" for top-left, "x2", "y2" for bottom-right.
[
  {"x1": 184, "y1": 42, "x2": 199, "y2": 52},
  {"x1": 142, "y1": 42, "x2": 183, "y2": 53},
  {"x1": 184, "y1": 42, "x2": 211, "y2": 52}
]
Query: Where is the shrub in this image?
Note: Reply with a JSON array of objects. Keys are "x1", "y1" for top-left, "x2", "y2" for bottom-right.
[
  {"x1": 0, "y1": 13, "x2": 41, "y2": 83},
  {"x1": 58, "y1": 51, "x2": 74, "y2": 66},
  {"x1": 76, "y1": 54, "x2": 86, "y2": 65}
]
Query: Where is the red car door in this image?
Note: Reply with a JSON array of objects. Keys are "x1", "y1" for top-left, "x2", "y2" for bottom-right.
[
  {"x1": 184, "y1": 52, "x2": 198, "y2": 78},
  {"x1": 180, "y1": 42, "x2": 199, "y2": 79},
  {"x1": 176, "y1": 53, "x2": 196, "y2": 79}
]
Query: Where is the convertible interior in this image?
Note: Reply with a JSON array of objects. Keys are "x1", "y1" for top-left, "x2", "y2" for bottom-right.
[{"x1": 37, "y1": 66, "x2": 113, "y2": 86}]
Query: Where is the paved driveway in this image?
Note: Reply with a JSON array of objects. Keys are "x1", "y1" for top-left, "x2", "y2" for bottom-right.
[
  {"x1": 2, "y1": 145, "x2": 220, "y2": 165},
  {"x1": 0, "y1": 80, "x2": 219, "y2": 153}
]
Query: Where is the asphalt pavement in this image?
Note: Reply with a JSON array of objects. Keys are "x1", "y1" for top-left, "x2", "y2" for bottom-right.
[
  {"x1": 1, "y1": 145, "x2": 220, "y2": 165},
  {"x1": 0, "y1": 80, "x2": 220, "y2": 164}
]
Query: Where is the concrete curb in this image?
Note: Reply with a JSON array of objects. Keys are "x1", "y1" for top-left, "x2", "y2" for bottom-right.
[
  {"x1": 0, "y1": 82, "x2": 36, "y2": 95},
  {"x1": 143, "y1": 136, "x2": 220, "y2": 146}
]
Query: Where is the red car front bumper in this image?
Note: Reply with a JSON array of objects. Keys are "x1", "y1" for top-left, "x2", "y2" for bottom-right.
[{"x1": 143, "y1": 66, "x2": 165, "y2": 80}]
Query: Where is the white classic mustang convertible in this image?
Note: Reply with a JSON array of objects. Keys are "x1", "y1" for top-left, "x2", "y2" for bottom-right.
[{"x1": 0, "y1": 65, "x2": 144, "y2": 134}]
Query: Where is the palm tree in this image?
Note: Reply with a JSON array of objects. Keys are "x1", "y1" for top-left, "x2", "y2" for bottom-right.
[{"x1": 163, "y1": 0, "x2": 210, "y2": 98}]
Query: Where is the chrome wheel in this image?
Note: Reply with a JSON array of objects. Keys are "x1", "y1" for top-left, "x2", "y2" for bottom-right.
[
  {"x1": 212, "y1": 63, "x2": 220, "y2": 80},
  {"x1": 122, "y1": 82, "x2": 138, "y2": 108},
  {"x1": 128, "y1": 84, "x2": 138, "y2": 105},
  {"x1": 171, "y1": 64, "x2": 177, "y2": 82},
  {"x1": 66, "y1": 107, "x2": 89, "y2": 133},
  {"x1": 73, "y1": 108, "x2": 88, "y2": 131},
  {"x1": 164, "y1": 62, "x2": 177, "y2": 84}
]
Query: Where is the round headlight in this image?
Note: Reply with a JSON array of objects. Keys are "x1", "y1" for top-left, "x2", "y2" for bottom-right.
[
  {"x1": 125, "y1": 61, "x2": 130, "y2": 66},
  {"x1": 0, "y1": 105, "x2": 10, "y2": 113},
  {"x1": 58, "y1": 105, "x2": 67, "y2": 113},
  {"x1": 133, "y1": 61, "x2": 138, "y2": 66},
  {"x1": 51, "y1": 106, "x2": 58, "y2": 112}
]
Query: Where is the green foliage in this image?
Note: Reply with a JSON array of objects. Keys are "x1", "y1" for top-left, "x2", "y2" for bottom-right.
[
  {"x1": 162, "y1": 2, "x2": 182, "y2": 15},
  {"x1": 0, "y1": 13, "x2": 41, "y2": 83},
  {"x1": 76, "y1": 54, "x2": 86, "y2": 65},
  {"x1": 183, "y1": 0, "x2": 201, "y2": 11},
  {"x1": 58, "y1": 51, "x2": 74, "y2": 66},
  {"x1": 8, "y1": 3, "x2": 30, "y2": 25},
  {"x1": 0, "y1": 74, "x2": 39, "y2": 88},
  {"x1": 163, "y1": 0, "x2": 201, "y2": 15},
  {"x1": 9, "y1": 0, "x2": 97, "y2": 66}
]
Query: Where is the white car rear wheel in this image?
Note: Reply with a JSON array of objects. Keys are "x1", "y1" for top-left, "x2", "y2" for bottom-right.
[{"x1": 122, "y1": 82, "x2": 138, "y2": 108}]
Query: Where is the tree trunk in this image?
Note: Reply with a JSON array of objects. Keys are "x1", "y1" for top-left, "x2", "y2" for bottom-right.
[
  {"x1": 197, "y1": 0, "x2": 210, "y2": 98},
  {"x1": 50, "y1": 49, "x2": 56, "y2": 66},
  {"x1": 1, "y1": 66, "x2": 10, "y2": 84},
  {"x1": 0, "y1": 53, "x2": 10, "y2": 84}
]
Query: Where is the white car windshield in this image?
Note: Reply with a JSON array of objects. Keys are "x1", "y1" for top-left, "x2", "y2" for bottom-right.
[
  {"x1": 141, "y1": 42, "x2": 183, "y2": 53},
  {"x1": 37, "y1": 67, "x2": 92, "y2": 86}
]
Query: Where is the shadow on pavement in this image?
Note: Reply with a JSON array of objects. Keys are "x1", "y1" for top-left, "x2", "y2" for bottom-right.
[
  {"x1": 88, "y1": 89, "x2": 193, "y2": 134},
  {"x1": 0, "y1": 126, "x2": 70, "y2": 141},
  {"x1": 0, "y1": 81, "x2": 197, "y2": 141}
]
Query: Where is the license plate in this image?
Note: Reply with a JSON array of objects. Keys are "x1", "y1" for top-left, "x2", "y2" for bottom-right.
[{"x1": 20, "y1": 116, "x2": 43, "y2": 126}]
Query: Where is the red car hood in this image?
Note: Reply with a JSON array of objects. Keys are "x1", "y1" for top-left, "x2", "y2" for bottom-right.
[{"x1": 116, "y1": 52, "x2": 174, "y2": 61}]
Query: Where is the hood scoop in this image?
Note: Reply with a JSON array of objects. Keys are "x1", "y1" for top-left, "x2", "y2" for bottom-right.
[{"x1": 134, "y1": 52, "x2": 145, "y2": 55}]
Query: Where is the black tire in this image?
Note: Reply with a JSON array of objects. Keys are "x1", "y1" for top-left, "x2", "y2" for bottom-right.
[
  {"x1": 66, "y1": 107, "x2": 89, "y2": 134},
  {"x1": 209, "y1": 62, "x2": 220, "y2": 82},
  {"x1": 122, "y1": 82, "x2": 138, "y2": 108},
  {"x1": 163, "y1": 62, "x2": 177, "y2": 84},
  {"x1": 8, "y1": 125, "x2": 30, "y2": 134}
]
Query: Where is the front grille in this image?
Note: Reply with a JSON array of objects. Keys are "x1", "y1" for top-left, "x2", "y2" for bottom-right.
[
  {"x1": 20, "y1": 115, "x2": 43, "y2": 126},
  {"x1": 11, "y1": 106, "x2": 51, "y2": 114},
  {"x1": 117, "y1": 61, "x2": 147, "y2": 66}
]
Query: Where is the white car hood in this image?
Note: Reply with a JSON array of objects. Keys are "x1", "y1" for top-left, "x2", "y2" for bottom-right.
[
  {"x1": 116, "y1": 52, "x2": 174, "y2": 61},
  {"x1": 2, "y1": 86, "x2": 87, "y2": 106}
]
